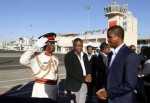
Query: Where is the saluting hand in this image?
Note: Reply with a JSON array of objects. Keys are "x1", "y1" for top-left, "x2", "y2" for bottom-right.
[{"x1": 34, "y1": 37, "x2": 48, "y2": 48}]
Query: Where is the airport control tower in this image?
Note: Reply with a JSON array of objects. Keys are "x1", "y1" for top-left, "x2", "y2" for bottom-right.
[{"x1": 104, "y1": 0, "x2": 138, "y2": 46}]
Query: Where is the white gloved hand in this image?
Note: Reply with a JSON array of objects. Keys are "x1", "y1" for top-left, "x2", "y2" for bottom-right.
[{"x1": 34, "y1": 37, "x2": 48, "y2": 49}]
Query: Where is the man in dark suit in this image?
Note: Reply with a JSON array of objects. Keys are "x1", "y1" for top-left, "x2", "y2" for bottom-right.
[
  {"x1": 96, "y1": 25, "x2": 140, "y2": 103},
  {"x1": 64, "y1": 38, "x2": 92, "y2": 103},
  {"x1": 89, "y1": 42, "x2": 110, "y2": 103},
  {"x1": 86, "y1": 45, "x2": 95, "y2": 102},
  {"x1": 86, "y1": 45, "x2": 94, "y2": 62}
]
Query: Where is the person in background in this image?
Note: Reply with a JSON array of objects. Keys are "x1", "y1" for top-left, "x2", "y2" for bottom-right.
[
  {"x1": 129, "y1": 45, "x2": 136, "y2": 53},
  {"x1": 99, "y1": 42, "x2": 111, "y2": 66},
  {"x1": 96, "y1": 25, "x2": 140, "y2": 103},
  {"x1": 88, "y1": 42, "x2": 110, "y2": 103},
  {"x1": 143, "y1": 52, "x2": 150, "y2": 103},
  {"x1": 142, "y1": 47, "x2": 150, "y2": 76},
  {"x1": 86, "y1": 45, "x2": 94, "y2": 102},
  {"x1": 64, "y1": 38, "x2": 92, "y2": 103},
  {"x1": 20, "y1": 33, "x2": 59, "y2": 100},
  {"x1": 86, "y1": 45, "x2": 94, "y2": 62}
]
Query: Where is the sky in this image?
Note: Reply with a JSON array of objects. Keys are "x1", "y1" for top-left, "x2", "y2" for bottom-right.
[{"x1": 0, "y1": 0, "x2": 150, "y2": 41}]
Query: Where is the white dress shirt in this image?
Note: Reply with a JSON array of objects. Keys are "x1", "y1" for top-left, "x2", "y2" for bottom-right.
[
  {"x1": 76, "y1": 52, "x2": 87, "y2": 76},
  {"x1": 100, "y1": 52, "x2": 108, "y2": 66},
  {"x1": 101, "y1": 52, "x2": 107, "y2": 58},
  {"x1": 87, "y1": 53, "x2": 93, "y2": 61},
  {"x1": 109, "y1": 43, "x2": 124, "y2": 68}
]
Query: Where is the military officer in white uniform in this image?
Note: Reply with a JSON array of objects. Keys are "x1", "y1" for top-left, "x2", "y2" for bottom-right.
[{"x1": 20, "y1": 33, "x2": 59, "y2": 100}]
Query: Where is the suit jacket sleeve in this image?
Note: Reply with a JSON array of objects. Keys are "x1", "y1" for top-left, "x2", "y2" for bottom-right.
[
  {"x1": 108, "y1": 53, "x2": 140, "y2": 99},
  {"x1": 64, "y1": 53, "x2": 83, "y2": 81}
]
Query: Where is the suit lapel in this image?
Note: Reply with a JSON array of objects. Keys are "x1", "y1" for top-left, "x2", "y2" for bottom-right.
[
  {"x1": 108, "y1": 45, "x2": 127, "y2": 72},
  {"x1": 72, "y1": 51, "x2": 81, "y2": 65},
  {"x1": 72, "y1": 51, "x2": 84, "y2": 74}
]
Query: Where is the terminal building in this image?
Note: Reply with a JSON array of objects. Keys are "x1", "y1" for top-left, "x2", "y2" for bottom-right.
[
  {"x1": 56, "y1": 31, "x2": 107, "y2": 53},
  {"x1": 0, "y1": 37, "x2": 37, "y2": 51}
]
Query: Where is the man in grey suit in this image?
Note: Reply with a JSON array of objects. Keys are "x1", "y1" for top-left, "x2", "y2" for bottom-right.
[{"x1": 96, "y1": 25, "x2": 140, "y2": 103}]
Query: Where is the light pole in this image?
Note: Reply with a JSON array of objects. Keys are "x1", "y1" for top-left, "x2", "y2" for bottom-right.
[
  {"x1": 84, "y1": 0, "x2": 92, "y2": 43},
  {"x1": 85, "y1": 3, "x2": 91, "y2": 32}
]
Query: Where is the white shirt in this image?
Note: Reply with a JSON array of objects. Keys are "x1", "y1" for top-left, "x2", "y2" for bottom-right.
[
  {"x1": 76, "y1": 52, "x2": 87, "y2": 76},
  {"x1": 87, "y1": 53, "x2": 93, "y2": 61},
  {"x1": 145, "y1": 59, "x2": 150, "y2": 64},
  {"x1": 100, "y1": 52, "x2": 108, "y2": 66},
  {"x1": 109, "y1": 43, "x2": 124, "y2": 68},
  {"x1": 20, "y1": 48, "x2": 59, "y2": 80},
  {"x1": 101, "y1": 52, "x2": 107, "y2": 58}
]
